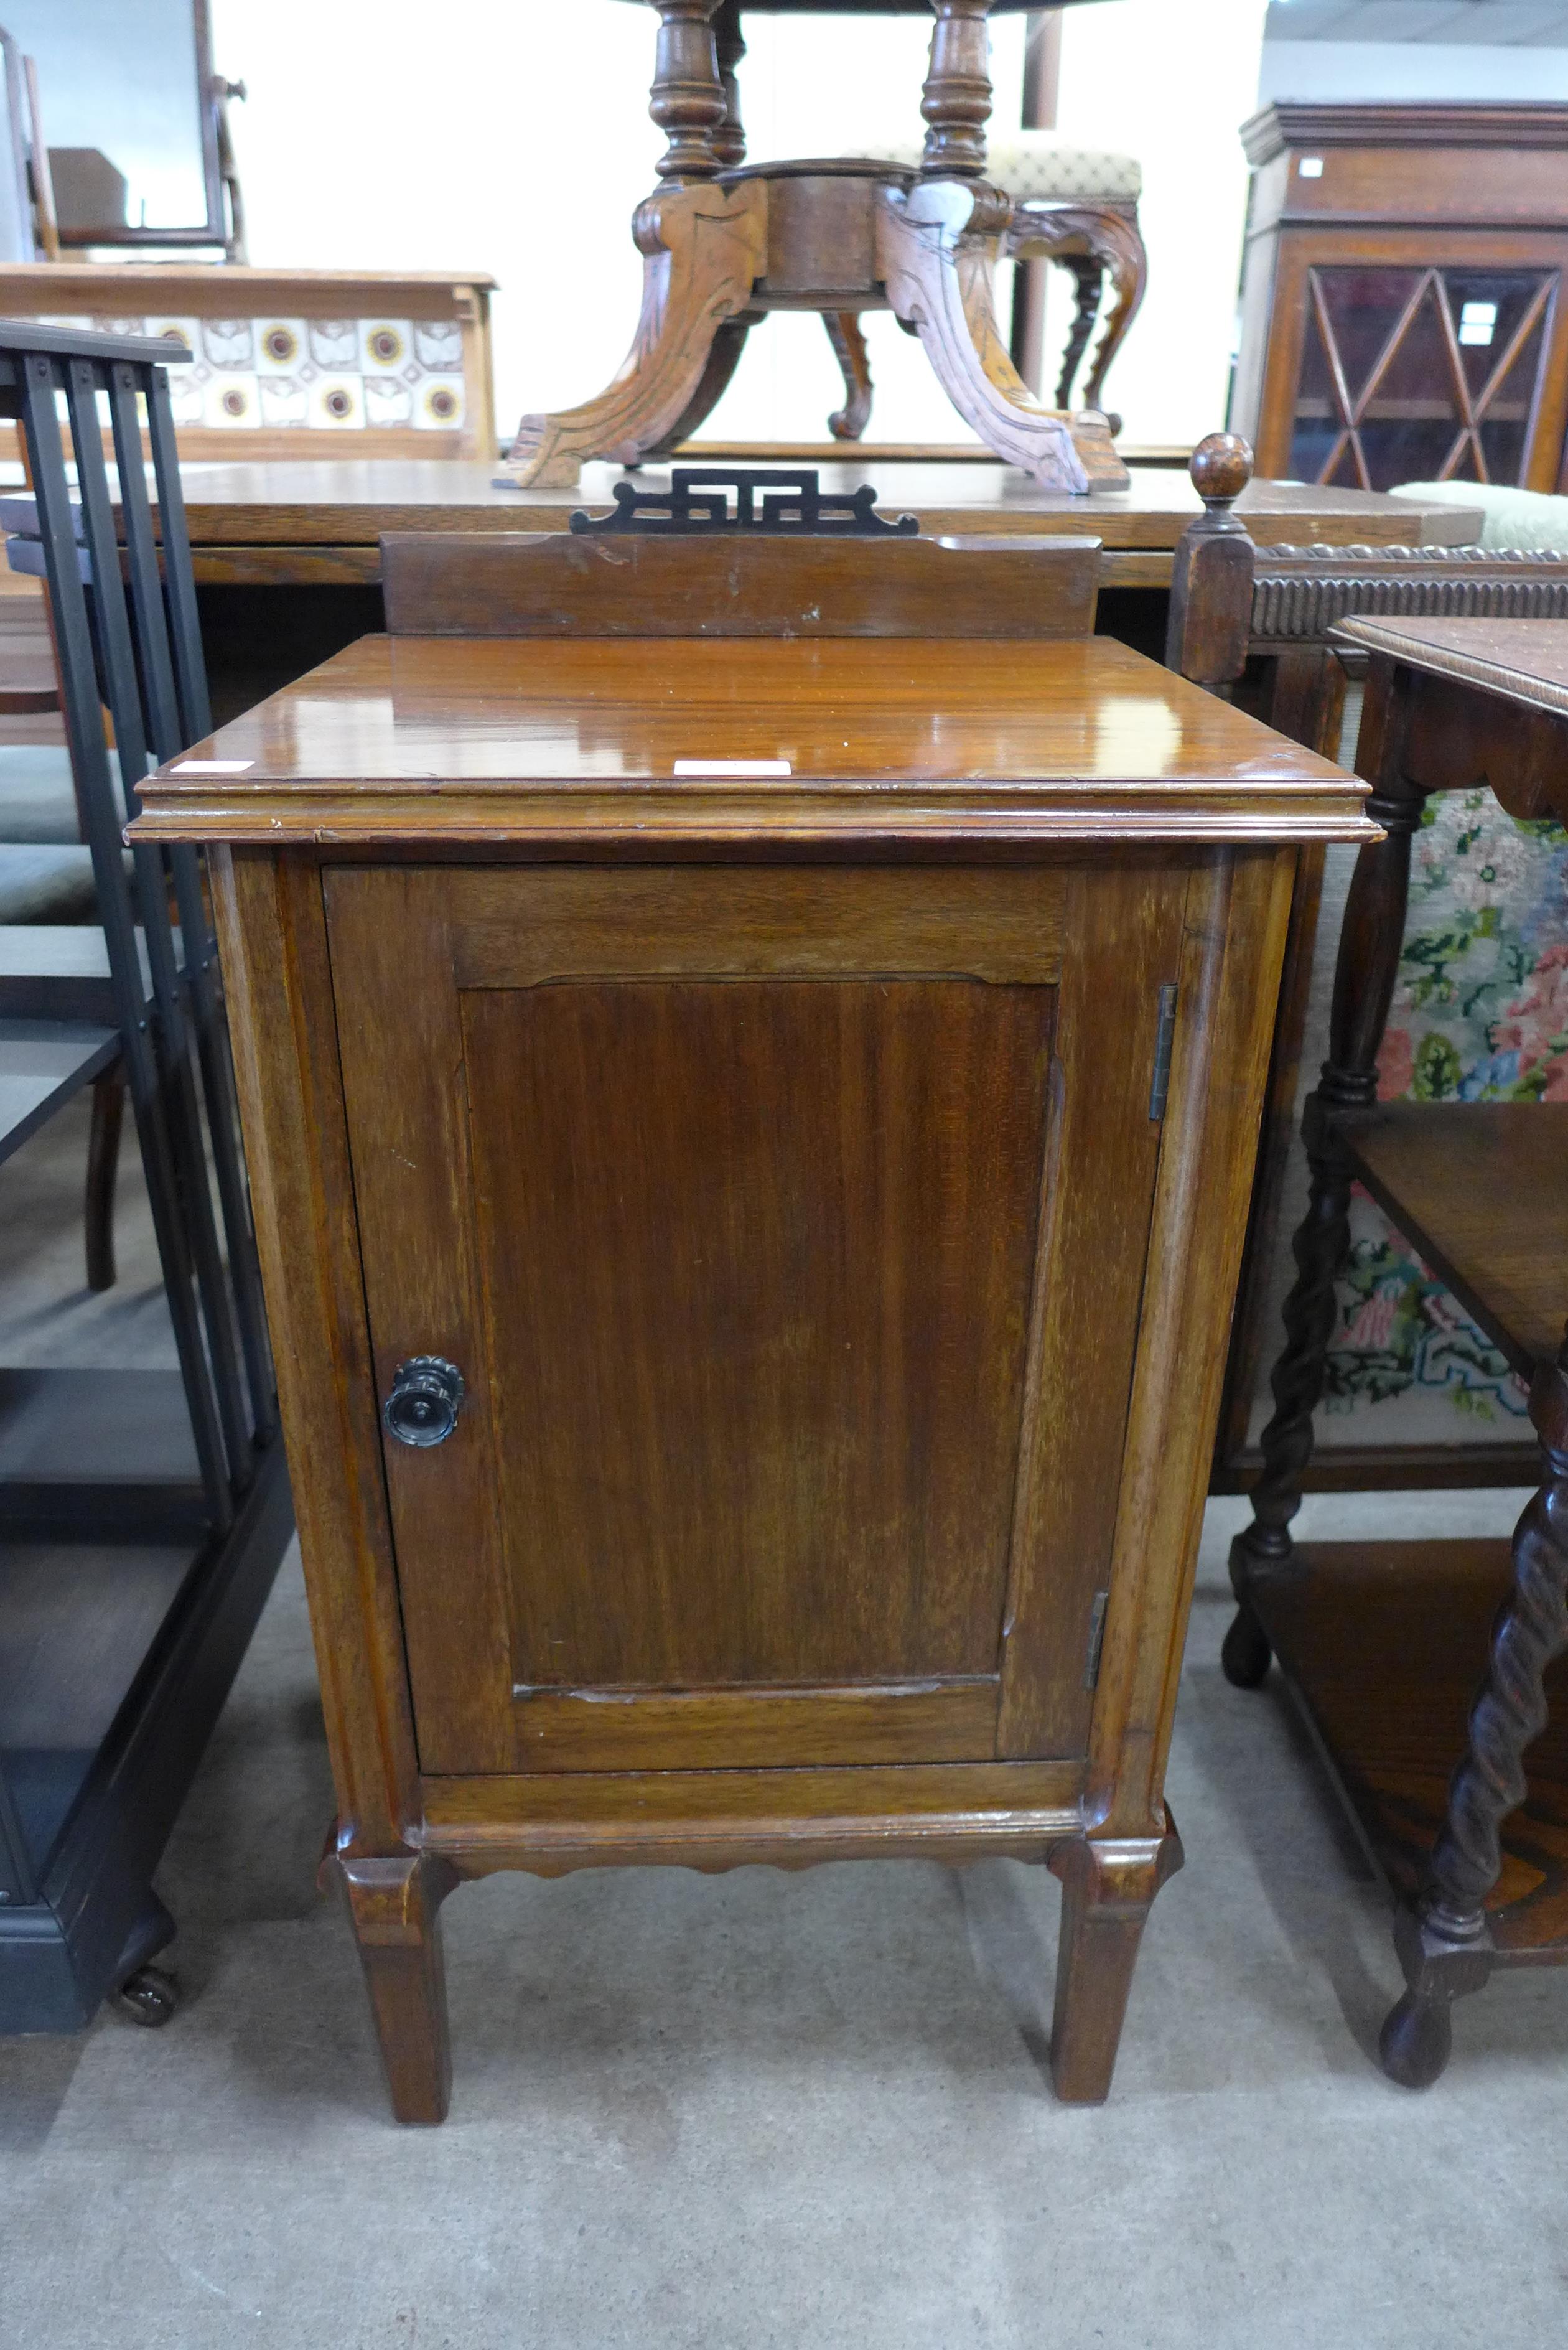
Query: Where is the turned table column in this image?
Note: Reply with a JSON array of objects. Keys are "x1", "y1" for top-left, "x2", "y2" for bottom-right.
[
  {"x1": 649, "y1": 0, "x2": 729, "y2": 183},
  {"x1": 921, "y1": 0, "x2": 999, "y2": 177}
]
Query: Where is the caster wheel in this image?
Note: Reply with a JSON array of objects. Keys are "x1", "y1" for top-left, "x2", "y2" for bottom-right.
[
  {"x1": 1221, "y1": 1607, "x2": 1272, "y2": 1690},
  {"x1": 1379, "y1": 1990, "x2": 1451, "y2": 2090},
  {"x1": 111, "y1": 1964, "x2": 179, "y2": 2028}
]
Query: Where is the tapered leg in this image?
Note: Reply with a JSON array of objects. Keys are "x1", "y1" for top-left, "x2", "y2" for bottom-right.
[
  {"x1": 824, "y1": 312, "x2": 874, "y2": 440},
  {"x1": 1047, "y1": 1827, "x2": 1183, "y2": 2103},
  {"x1": 85, "y1": 1065, "x2": 123, "y2": 1292},
  {"x1": 330, "y1": 1851, "x2": 459, "y2": 2125},
  {"x1": 1380, "y1": 1342, "x2": 1568, "y2": 2087}
]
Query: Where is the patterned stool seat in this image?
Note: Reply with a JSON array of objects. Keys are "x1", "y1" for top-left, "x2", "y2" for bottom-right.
[{"x1": 850, "y1": 133, "x2": 1142, "y2": 204}]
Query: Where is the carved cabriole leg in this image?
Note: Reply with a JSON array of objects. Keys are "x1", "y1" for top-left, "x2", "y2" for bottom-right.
[
  {"x1": 327, "y1": 1850, "x2": 460, "y2": 2125},
  {"x1": 1007, "y1": 202, "x2": 1149, "y2": 429},
  {"x1": 877, "y1": 181, "x2": 1127, "y2": 493},
  {"x1": 1225, "y1": 657, "x2": 1427, "y2": 1686},
  {"x1": 824, "y1": 312, "x2": 874, "y2": 440},
  {"x1": 1379, "y1": 1341, "x2": 1568, "y2": 2087},
  {"x1": 1075, "y1": 210, "x2": 1147, "y2": 421},
  {"x1": 1048, "y1": 1828, "x2": 1183, "y2": 2102},
  {"x1": 503, "y1": 178, "x2": 768, "y2": 489}
]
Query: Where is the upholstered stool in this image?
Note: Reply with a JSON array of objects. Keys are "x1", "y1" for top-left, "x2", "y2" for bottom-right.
[{"x1": 831, "y1": 130, "x2": 1146, "y2": 436}]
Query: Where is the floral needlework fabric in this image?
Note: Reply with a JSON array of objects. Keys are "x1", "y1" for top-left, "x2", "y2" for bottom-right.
[{"x1": 1327, "y1": 787, "x2": 1568, "y2": 1431}]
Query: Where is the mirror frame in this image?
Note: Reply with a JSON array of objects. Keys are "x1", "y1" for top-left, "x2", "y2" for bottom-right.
[{"x1": 52, "y1": 0, "x2": 228, "y2": 251}]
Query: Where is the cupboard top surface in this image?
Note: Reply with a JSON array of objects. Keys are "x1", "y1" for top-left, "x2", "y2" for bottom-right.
[{"x1": 133, "y1": 633, "x2": 1375, "y2": 851}]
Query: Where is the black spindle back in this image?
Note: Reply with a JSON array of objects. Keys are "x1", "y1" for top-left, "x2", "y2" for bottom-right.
[{"x1": 0, "y1": 321, "x2": 273, "y2": 1527}]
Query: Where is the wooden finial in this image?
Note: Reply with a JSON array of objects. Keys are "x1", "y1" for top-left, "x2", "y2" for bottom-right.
[
  {"x1": 1165, "y1": 432, "x2": 1257, "y2": 688},
  {"x1": 1190, "y1": 431, "x2": 1254, "y2": 510}
]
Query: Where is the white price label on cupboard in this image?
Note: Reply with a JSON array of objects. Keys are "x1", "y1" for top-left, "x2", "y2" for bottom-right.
[{"x1": 673, "y1": 759, "x2": 792, "y2": 778}]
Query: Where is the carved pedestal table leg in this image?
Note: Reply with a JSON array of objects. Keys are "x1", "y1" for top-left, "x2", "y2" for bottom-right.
[
  {"x1": 1379, "y1": 1338, "x2": 1568, "y2": 2087},
  {"x1": 502, "y1": 1, "x2": 767, "y2": 489},
  {"x1": 877, "y1": 182, "x2": 1126, "y2": 492},
  {"x1": 1225, "y1": 666, "x2": 1427, "y2": 1684},
  {"x1": 329, "y1": 1850, "x2": 460, "y2": 2125},
  {"x1": 877, "y1": 1, "x2": 1129, "y2": 492},
  {"x1": 1048, "y1": 1827, "x2": 1184, "y2": 2103},
  {"x1": 505, "y1": 180, "x2": 768, "y2": 489}
]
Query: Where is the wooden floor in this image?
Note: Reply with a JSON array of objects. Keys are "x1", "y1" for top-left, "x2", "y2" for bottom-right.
[{"x1": 1252, "y1": 1537, "x2": 1568, "y2": 1959}]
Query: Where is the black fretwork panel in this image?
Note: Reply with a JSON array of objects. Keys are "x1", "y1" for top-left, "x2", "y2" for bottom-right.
[{"x1": 571, "y1": 467, "x2": 919, "y2": 538}]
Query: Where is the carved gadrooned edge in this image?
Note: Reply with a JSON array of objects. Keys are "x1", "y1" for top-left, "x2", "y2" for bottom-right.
[{"x1": 1252, "y1": 543, "x2": 1568, "y2": 641}]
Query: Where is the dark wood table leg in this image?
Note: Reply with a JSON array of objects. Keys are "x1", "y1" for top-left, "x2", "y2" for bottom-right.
[
  {"x1": 1048, "y1": 1827, "x2": 1184, "y2": 2102},
  {"x1": 1379, "y1": 1337, "x2": 1568, "y2": 2086},
  {"x1": 1225, "y1": 658, "x2": 1429, "y2": 1685},
  {"x1": 825, "y1": 311, "x2": 874, "y2": 439}
]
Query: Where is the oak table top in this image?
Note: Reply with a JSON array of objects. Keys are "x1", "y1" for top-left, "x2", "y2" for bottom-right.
[
  {"x1": 1336, "y1": 614, "x2": 1568, "y2": 725},
  {"x1": 133, "y1": 630, "x2": 1377, "y2": 852},
  {"x1": 164, "y1": 459, "x2": 1485, "y2": 591}
]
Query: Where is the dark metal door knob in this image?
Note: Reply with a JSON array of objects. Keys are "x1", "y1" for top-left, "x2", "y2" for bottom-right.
[{"x1": 383, "y1": 1356, "x2": 465, "y2": 1448}]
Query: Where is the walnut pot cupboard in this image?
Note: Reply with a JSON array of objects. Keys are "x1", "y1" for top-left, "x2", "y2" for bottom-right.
[{"x1": 132, "y1": 632, "x2": 1375, "y2": 2121}]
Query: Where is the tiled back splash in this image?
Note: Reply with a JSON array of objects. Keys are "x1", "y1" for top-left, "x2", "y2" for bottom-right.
[{"x1": 37, "y1": 314, "x2": 468, "y2": 433}]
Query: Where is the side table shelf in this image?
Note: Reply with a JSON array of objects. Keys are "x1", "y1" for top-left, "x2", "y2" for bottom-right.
[{"x1": 1248, "y1": 1542, "x2": 1568, "y2": 1952}]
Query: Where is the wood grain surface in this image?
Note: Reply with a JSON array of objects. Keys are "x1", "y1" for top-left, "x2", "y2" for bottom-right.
[
  {"x1": 1340, "y1": 1102, "x2": 1568, "y2": 1378},
  {"x1": 1253, "y1": 1539, "x2": 1568, "y2": 1957},
  {"x1": 130, "y1": 632, "x2": 1376, "y2": 851},
  {"x1": 380, "y1": 529, "x2": 1103, "y2": 639},
  {"x1": 156, "y1": 457, "x2": 1484, "y2": 553}
]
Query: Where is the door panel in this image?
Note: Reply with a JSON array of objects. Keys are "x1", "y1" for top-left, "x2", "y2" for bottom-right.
[
  {"x1": 465, "y1": 975, "x2": 1052, "y2": 1695},
  {"x1": 326, "y1": 864, "x2": 1181, "y2": 1776}
]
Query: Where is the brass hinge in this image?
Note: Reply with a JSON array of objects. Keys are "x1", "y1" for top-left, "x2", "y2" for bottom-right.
[
  {"x1": 1083, "y1": 1589, "x2": 1109, "y2": 1690},
  {"x1": 1149, "y1": 984, "x2": 1178, "y2": 1122}
]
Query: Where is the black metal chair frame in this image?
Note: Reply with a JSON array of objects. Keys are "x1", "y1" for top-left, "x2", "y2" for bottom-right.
[{"x1": 0, "y1": 321, "x2": 292, "y2": 2031}]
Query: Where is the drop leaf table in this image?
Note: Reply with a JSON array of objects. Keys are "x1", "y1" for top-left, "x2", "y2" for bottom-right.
[{"x1": 131, "y1": 588, "x2": 1374, "y2": 2122}]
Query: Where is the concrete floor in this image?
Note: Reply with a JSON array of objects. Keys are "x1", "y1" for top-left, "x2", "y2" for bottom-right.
[{"x1": 3, "y1": 1109, "x2": 1568, "y2": 2348}]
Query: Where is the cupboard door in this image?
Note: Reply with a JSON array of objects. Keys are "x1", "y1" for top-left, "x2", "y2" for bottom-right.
[{"x1": 325, "y1": 864, "x2": 1185, "y2": 1775}]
